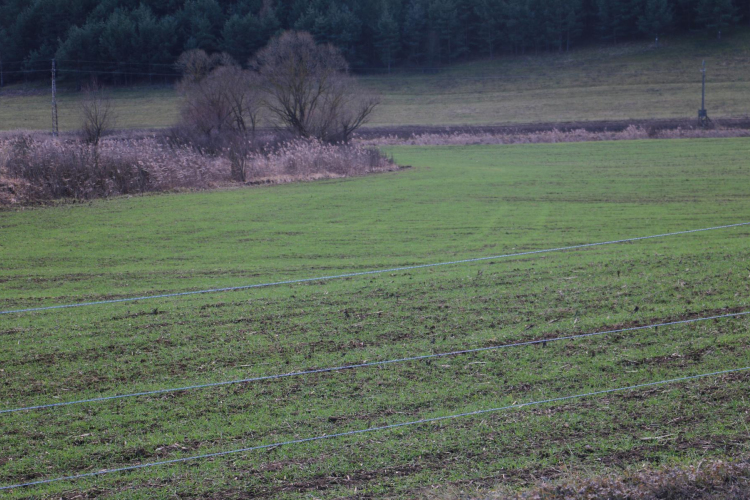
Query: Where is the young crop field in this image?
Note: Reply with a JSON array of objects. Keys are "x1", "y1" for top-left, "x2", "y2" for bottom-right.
[
  {"x1": 2, "y1": 30, "x2": 750, "y2": 131},
  {"x1": 1, "y1": 138, "x2": 750, "y2": 498}
]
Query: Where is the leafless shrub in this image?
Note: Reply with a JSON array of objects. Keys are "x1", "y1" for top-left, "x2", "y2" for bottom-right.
[
  {"x1": 0, "y1": 135, "x2": 227, "y2": 202},
  {"x1": 178, "y1": 65, "x2": 262, "y2": 139},
  {"x1": 241, "y1": 139, "x2": 395, "y2": 184},
  {"x1": 253, "y1": 31, "x2": 378, "y2": 143},
  {"x1": 80, "y1": 80, "x2": 116, "y2": 145},
  {"x1": 0, "y1": 176, "x2": 31, "y2": 206},
  {"x1": 224, "y1": 132, "x2": 256, "y2": 183},
  {"x1": 176, "y1": 52, "x2": 264, "y2": 180},
  {"x1": 0, "y1": 134, "x2": 396, "y2": 206},
  {"x1": 175, "y1": 49, "x2": 236, "y2": 84}
]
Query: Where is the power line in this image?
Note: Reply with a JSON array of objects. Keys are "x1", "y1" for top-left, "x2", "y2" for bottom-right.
[
  {"x1": 0, "y1": 60, "x2": 51, "y2": 67},
  {"x1": 43, "y1": 69, "x2": 741, "y2": 83},
  {"x1": 57, "y1": 69, "x2": 179, "y2": 77},
  {"x1": 361, "y1": 71, "x2": 714, "y2": 82},
  {"x1": 2, "y1": 365, "x2": 747, "y2": 491},
  {"x1": 56, "y1": 59, "x2": 177, "y2": 67},
  {"x1": 1, "y1": 221, "x2": 748, "y2": 316},
  {"x1": 5, "y1": 62, "x2": 737, "y2": 82},
  {"x1": 47, "y1": 57, "x2": 714, "y2": 74},
  {"x1": 0, "y1": 69, "x2": 50, "y2": 75},
  {"x1": 3, "y1": 310, "x2": 747, "y2": 415},
  {"x1": 374, "y1": 80, "x2": 750, "y2": 97}
]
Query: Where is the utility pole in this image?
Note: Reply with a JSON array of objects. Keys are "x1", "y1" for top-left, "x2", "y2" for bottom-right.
[
  {"x1": 51, "y1": 58, "x2": 59, "y2": 137},
  {"x1": 698, "y1": 60, "x2": 710, "y2": 128},
  {"x1": 0, "y1": 57, "x2": 4, "y2": 88}
]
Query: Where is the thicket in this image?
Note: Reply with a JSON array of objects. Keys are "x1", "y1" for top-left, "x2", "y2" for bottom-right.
[
  {"x1": 1, "y1": 0, "x2": 749, "y2": 83},
  {"x1": 0, "y1": 134, "x2": 395, "y2": 206},
  {"x1": 0, "y1": 30, "x2": 393, "y2": 206},
  {"x1": 171, "y1": 31, "x2": 379, "y2": 182},
  {"x1": 0, "y1": 134, "x2": 224, "y2": 203}
]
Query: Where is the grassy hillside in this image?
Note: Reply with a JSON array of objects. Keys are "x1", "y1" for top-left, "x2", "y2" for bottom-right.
[
  {"x1": 1, "y1": 31, "x2": 750, "y2": 131},
  {"x1": 1, "y1": 138, "x2": 749, "y2": 498}
]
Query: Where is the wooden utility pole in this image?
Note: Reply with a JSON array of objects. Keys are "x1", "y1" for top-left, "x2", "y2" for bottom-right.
[
  {"x1": 698, "y1": 60, "x2": 710, "y2": 128},
  {"x1": 51, "y1": 59, "x2": 59, "y2": 137},
  {"x1": 0, "y1": 57, "x2": 4, "y2": 88}
]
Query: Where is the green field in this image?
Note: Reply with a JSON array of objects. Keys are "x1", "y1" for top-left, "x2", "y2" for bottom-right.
[
  {"x1": 1, "y1": 138, "x2": 749, "y2": 498},
  {"x1": 2, "y1": 31, "x2": 750, "y2": 131}
]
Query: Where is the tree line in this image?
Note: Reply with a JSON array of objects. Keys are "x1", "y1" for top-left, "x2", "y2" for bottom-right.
[{"x1": 1, "y1": 0, "x2": 749, "y2": 82}]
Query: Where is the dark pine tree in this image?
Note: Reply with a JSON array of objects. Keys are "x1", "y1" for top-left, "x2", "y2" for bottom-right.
[
  {"x1": 376, "y1": 4, "x2": 402, "y2": 72},
  {"x1": 638, "y1": 0, "x2": 674, "y2": 43},
  {"x1": 695, "y1": 0, "x2": 739, "y2": 39}
]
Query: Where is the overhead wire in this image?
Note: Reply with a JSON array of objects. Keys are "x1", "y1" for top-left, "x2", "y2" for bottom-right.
[
  {"x1": 2, "y1": 310, "x2": 747, "y2": 415},
  {"x1": 2, "y1": 221, "x2": 748, "y2": 316},
  {"x1": 0, "y1": 69, "x2": 51, "y2": 75},
  {"x1": 2, "y1": 366, "x2": 748, "y2": 491},
  {"x1": 57, "y1": 69, "x2": 179, "y2": 77},
  {"x1": 56, "y1": 59, "x2": 177, "y2": 67}
]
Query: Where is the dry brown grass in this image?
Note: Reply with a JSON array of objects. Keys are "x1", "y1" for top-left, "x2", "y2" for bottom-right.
[
  {"x1": 242, "y1": 139, "x2": 396, "y2": 184},
  {"x1": 357, "y1": 125, "x2": 750, "y2": 147},
  {"x1": 0, "y1": 134, "x2": 226, "y2": 204},
  {"x1": 0, "y1": 134, "x2": 395, "y2": 206}
]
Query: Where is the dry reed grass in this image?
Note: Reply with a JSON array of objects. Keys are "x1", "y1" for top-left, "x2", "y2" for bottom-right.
[
  {"x1": 244, "y1": 139, "x2": 396, "y2": 185},
  {"x1": 358, "y1": 125, "x2": 750, "y2": 146},
  {"x1": 0, "y1": 134, "x2": 395, "y2": 206}
]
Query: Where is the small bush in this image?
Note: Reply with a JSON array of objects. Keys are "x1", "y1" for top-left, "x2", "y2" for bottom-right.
[
  {"x1": 79, "y1": 81, "x2": 116, "y2": 145},
  {"x1": 245, "y1": 139, "x2": 396, "y2": 183},
  {"x1": 0, "y1": 135, "x2": 227, "y2": 203}
]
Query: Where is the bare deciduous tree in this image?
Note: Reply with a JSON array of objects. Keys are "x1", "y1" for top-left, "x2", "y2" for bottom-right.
[
  {"x1": 178, "y1": 63, "x2": 262, "y2": 137},
  {"x1": 215, "y1": 66, "x2": 262, "y2": 134},
  {"x1": 177, "y1": 55, "x2": 263, "y2": 182},
  {"x1": 80, "y1": 80, "x2": 116, "y2": 145},
  {"x1": 252, "y1": 31, "x2": 378, "y2": 143},
  {"x1": 175, "y1": 49, "x2": 236, "y2": 84},
  {"x1": 224, "y1": 132, "x2": 254, "y2": 183}
]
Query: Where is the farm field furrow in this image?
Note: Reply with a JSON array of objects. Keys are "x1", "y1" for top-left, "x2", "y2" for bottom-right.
[{"x1": 0, "y1": 139, "x2": 749, "y2": 498}]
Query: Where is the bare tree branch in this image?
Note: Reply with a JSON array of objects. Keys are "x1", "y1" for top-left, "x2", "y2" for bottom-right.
[
  {"x1": 177, "y1": 62, "x2": 262, "y2": 138},
  {"x1": 253, "y1": 31, "x2": 378, "y2": 143},
  {"x1": 80, "y1": 79, "x2": 116, "y2": 145}
]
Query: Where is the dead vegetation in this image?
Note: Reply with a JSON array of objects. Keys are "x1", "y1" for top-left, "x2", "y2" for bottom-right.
[
  {"x1": 252, "y1": 31, "x2": 378, "y2": 143},
  {"x1": 0, "y1": 134, "x2": 222, "y2": 203},
  {"x1": 0, "y1": 31, "x2": 391, "y2": 207},
  {"x1": 174, "y1": 32, "x2": 377, "y2": 146},
  {"x1": 0, "y1": 134, "x2": 395, "y2": 206},
  {"x1": 357, "y1": 124, "x2": 750, "y2": 147},
  {"x1": 176, "y1": 52, "x2": 262, "y2": 138},
  {"x1": 79, "y1": 80, "x2": 116, "y2": 145}
]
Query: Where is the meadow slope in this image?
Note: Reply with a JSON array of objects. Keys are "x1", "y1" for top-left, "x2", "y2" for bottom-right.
[
  {"x1": 1, "y1": 30, "x2": 750, "y2": 131},
  {"x1": 0, "y1": 138, "x2": 749, "y2": 498}
]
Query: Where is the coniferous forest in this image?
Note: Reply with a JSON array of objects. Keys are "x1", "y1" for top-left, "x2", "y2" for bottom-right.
[{"x1": 1, "y1": 0, "x2": 749, "y2": 82}]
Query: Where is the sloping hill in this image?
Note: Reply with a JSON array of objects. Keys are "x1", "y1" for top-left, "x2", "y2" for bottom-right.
[{"x1": 1, "y1": 30, "x2": 749, "y2": 131}]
